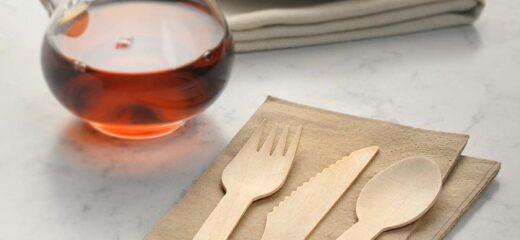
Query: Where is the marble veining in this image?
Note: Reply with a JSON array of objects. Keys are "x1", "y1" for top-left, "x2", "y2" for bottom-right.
[{"x1": 1, "y1": 0, "x2": 519, "y2": 239}]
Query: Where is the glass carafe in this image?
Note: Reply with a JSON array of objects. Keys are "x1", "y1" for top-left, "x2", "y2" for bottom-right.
[{"x1": 39, "y1": 0, "x2": 234, "y2": 139}]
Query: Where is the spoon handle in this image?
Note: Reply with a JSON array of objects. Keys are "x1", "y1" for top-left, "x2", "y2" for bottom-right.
[{"x1": 336, "y1": 221, "x2": 382, "y2": 240}]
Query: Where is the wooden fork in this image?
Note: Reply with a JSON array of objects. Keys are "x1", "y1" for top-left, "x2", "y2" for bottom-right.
[{"x1": 193, "y1": 122, "x2": 303, "y2": 240}]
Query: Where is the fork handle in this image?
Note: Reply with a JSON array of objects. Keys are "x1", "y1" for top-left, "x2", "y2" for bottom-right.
[{"x1": 193, "y1": 191, "x2": 253, "y2": 240}]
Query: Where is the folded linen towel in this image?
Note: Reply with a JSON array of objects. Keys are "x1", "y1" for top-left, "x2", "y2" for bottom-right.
[{"x1": 217, "y1": 0, "x2": 485, "y2": 52}]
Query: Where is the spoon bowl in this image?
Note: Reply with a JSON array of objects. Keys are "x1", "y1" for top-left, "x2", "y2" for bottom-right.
[{"x1": 337, "y1": 157, "x2": 442, "y2": 240}]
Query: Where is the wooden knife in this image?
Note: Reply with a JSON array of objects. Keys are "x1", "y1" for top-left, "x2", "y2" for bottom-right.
[{"x1": 260, "y1": 146, "x2": 379, "y2": 240}]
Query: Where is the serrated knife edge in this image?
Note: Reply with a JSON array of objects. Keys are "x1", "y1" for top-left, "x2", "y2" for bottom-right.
[{"x1": 260, "y1": 146, "x2": 379, "y2": 240}]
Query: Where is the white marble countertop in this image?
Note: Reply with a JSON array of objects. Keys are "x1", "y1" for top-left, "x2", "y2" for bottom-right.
[{"x1": 1, "y1": 0, "x2": 519, "y2": 239}]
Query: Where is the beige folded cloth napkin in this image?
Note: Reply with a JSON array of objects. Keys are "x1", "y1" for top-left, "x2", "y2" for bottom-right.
[{"x1": 218, "y1": 0, "x2": 485, "y2": 52}]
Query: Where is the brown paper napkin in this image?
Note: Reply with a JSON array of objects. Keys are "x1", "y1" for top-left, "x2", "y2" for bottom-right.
[
  {"x1": 146, "y1": 96, "x2": 498, "y2": 239},
  {"x1": 407, "y1": 156, "x2": 499, "y2": 240}
]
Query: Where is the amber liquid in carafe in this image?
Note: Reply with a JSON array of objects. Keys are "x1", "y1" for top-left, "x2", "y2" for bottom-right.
[{"x1": 41, "y1": 0, "x2": 233, "y2": 138}]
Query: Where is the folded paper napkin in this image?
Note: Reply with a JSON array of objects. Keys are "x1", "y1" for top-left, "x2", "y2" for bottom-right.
[
  {"x1": 146, "y1": 97, "x2": 500, "y2": 239},
  {"x1": 217, "y1": 0, "x2": 485, "y2": 52}
]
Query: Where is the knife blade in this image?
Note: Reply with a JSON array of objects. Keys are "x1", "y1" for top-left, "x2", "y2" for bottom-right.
[{"x1": 260, "y1": 146, "x2": 379, "y2": 240}]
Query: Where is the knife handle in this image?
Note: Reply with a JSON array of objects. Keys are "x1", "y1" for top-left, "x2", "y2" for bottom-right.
[
  {"x1": 336, "y1": 221, "x2": 382, "y2": 240},
  {"x1": 193, "y1": 191, "x2": 252, "y2": 240}
]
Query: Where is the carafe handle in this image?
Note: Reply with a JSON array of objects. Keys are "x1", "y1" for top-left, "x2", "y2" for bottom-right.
[
  {"x1": 39, "y1": 0, "x2": 61, "y2": 16},
  {"x1": 40, "y1": 0, "x2": 86, "y2": 16}
]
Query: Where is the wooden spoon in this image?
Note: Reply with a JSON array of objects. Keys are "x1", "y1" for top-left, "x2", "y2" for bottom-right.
[{"x1": 336, "y1": 157, "x2": 442, "y2": 240}]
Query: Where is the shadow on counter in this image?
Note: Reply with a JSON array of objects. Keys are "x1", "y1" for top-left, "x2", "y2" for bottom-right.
[{"x1": 43, "y1": 115, "x2": 226, "y2": 238}]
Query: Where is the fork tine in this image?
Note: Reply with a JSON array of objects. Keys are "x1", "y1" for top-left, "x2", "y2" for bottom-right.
[
  {"x1": 244, "y1": 120, "x2": 265, "y2": 150},
  {"x1": 284, "y1": 125, "x2": 303, "y2": 158},
  {"x1": 273, "y1": 125, "x2": 289, "y2": 156},
  {"x1": 259, "y1": 125, "x2": 277, "y2": 154}
]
